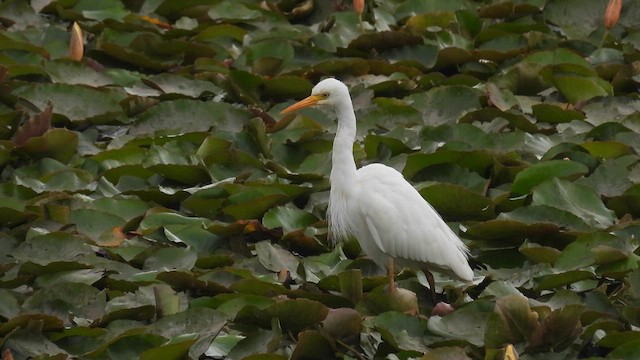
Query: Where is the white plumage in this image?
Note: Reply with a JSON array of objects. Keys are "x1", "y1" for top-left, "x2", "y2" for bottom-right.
[{"x1": 281, "y1": 78, "x2": 473, "y2": 291}]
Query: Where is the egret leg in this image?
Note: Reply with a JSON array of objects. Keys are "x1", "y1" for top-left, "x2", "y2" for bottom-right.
[
  {"x1": 386, "y1": 258, "x2": 396, "y2": 293},
  {"x1": 425, "y1": 270, "x2": 437, "y2": 302}
]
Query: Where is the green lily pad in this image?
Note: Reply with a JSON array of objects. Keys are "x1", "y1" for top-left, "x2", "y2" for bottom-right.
[
  {"x1": 406, "y1": 85, "x2": 482, "y2": 126},
  {"x1": 520, "y1": 241, "x2": 562, "y2": 264},
  {"x1": 511, "y1": 160, "x2": 588, "y2": 196},
  {"x1": 144, "y1": 73, "x2": 223, "y2": 99},
  {"x1": 535, "y1": 270, "x2": 595, "y2": 291},
  {"x1": 427, "y1": 301, "x2": 492, "y2": 347},
  {"x1": 16, "y1": 128, "x2": 79, "y2": 163},
  {"x1": 606, "y1": 340, "x2": 640, "y2": 360},
  {"x1": 541, "y1": 63, "x2": 613, "y2": 104},
  {"x1": 22, "y1": 282, "x2": 105, "y2": 323},
  {"x1": 374, "y1": 311, "x2": 429, "y2": 352},
  {"x1": 532, "y1": 178, "x2": 616, "y2": 228},
  {"x1": 484, "y1": 294, "x2": 538, "y2": 348},
  {"x1": 419, "y1": 183, "x2": 495, "y2": 220},
  {"x1": 290, "y1": 330, "x2": 335, "y2": 360},
  {"x1": 255, "y1": 241, "x2": 300, "y2": 279},
  {"x1": 265, "y1": 298, "x2": 329, "y2": 334},
  {"x1": 12, "y1": 232, "x2": 94, "y2": 265},
  {"x1": 130, "y1": 99, "x2": 252, "y2": 135},
  {"x1": 263, "y1": 206, "x2": 319, "y2": 234},
  {"x1": 143, "y1": 247, "x2": 198, "y2": 271},
  {"x1": 554, "y1": 232, "x2": 628, "y2": 271},
  {"x1": 13, "y1": 83, "x2": 126, "y2": 123},
  {"x1": 528, "y1": 304, "x2": 585, "y2": 352},
  {"x1": 532, "y1": 103, "x2": 586, "y2": 124},
  {"x1": 580, "y1": 141, "x2": 631, "y2": 159},
  {"x1": 44, "y1": 59, "x2": 114, "y2": 87}
]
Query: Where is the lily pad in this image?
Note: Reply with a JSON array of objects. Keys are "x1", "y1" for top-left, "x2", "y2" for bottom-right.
[
  {"x1": 531, "y1": 178, "x2": 616, "y2": 228},
  {"x1": 130, "y1": 99, "x2": 252, "y2": 135},
  {"x1": 511, "y1": 160, "x2": 588, "y2": 196},
  {"x1": 13, "y1": 83, "x2": 126, "y2": 123}
]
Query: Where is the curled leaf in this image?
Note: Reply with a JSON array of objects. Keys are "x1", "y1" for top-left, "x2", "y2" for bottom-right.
[
  {"x1": 12, "y1": 103, "x2": 52, "y2": 146},
  {"x1": 96, "y1": 227, "x2": 126, "y2": 247},
  {"x1": 139, "y1": 15, "x2": 172, "y2": 29},
  {"x1": 322, "y1": 308, "x2": 362, "y2": 339}
]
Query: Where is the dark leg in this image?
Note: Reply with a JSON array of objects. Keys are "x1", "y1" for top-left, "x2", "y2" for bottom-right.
[
  {"x1": 425, "y1": 269, "x2": 437, "y2": 302},
  {"x1": 386, "y1": 258, "x2": 395, "y2": 293}
]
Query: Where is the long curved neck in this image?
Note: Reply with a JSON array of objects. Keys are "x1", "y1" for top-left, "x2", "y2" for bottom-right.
[{"x1": 330, "y1": 98, "x2": 357, "y2": 188}]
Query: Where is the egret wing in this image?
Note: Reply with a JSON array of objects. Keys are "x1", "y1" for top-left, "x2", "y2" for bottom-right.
[{"x1": 352, "y1": 164, "x2": 472, "y2": 281}]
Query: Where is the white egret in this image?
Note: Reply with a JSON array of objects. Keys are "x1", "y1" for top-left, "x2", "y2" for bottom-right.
[{"x1": 281, "y1": 78, "x2": 473, "y2": 293}]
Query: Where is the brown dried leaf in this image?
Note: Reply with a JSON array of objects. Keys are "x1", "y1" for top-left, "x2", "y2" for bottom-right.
[
  {"x1": 12, "y1": 103, "x2": 52, "y2": 146},
  {"x1": 96, "y1": 226, "x2": 126, "y2": 247},
  {"x1": 140, "y1": 15, "x2": 172, "y2": 29},
  {"x1": 249, "y1": 105, "x2": 276, "y2": 126}
]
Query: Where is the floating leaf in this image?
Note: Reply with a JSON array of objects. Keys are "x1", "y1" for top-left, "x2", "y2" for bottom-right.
[
  {"x1": 606, "y1": 340, "x2": 640, "y2": 360},
  {"x1": 255, "y1": 241, "x2": 300, "y2": 279},
  {"x1": 532, "y1": 103, "x2": 585, "y2": 124},
  {"x1": 541, "y1": 64, "x2": 613, "y2": 104},
  {"x1": 554, "y1": 232, "x2": 627, "y2": 271},
  {"x1": 265, "y1": 298, "x2": 329, "y2": 334},
  {"x1": 22, "y1": 282, "x2": 105, "y2": 324},
  {"x1": 528, "y1": 304, "x2": 585, "y2": 352},
  {"x1": 131, "y1": 99, "x2": 252, "y2": 135},
  {"x1": 12, "y1": 103, "x2": 52, "y2": 146},
  {"x1": 511, "y1": 160, "x2": 588, "y2": 196},
  {"x1": 420, "y1": 183, "x2": 495, "y2": 220},
  {"x1": 262, "y1": 206, "x2": 319, "y2": 234},
  {"x1": 144, "y1": 73, "x2": 223, "y2": 98},
  {"x1": 406, "y1": 85, "x2": 482, "y2": 126},
  {"x1": 532, "y1": 178, "x2": 616, "y2": 228},
  {"x1": 143, "y1": 247, "x2": 198, "y2": 272},
  {"x1": 520, "y1": 241, "x2": 562, "y2": 265},
  {"x1": 13, "y1": 84, "x2": 125, "y2": 123},
  {"x1": 535, "y1": 270, "x2": 595, "y2": 291},
  {"x1": 581, "y1": 141, "x2": 631, "y2": 159},
  {"x1": 375, "y1": 311, "x2": 429, "y2": 352},
  {"x1": 290, "y1": 330, "x2": 335, "y2": 360},
  {"x1": 485, "y1": 294, "x2": 538, "y2": 348},
  {"x1": 322, "y1": 307, "x2": 362, "y2": 339},
  {"x1": 12, "y1": 232, "x2": 93, "y2": 265},
  {"x1": 427, "y1": 302, "x2": 491, "y2": 347},
  {"x1": 16, "y1": 128, "x2": 78, "y2": 163}
]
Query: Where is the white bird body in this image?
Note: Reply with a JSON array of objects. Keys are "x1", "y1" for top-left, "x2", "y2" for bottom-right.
[
  {"x1": 281, "y1": 78, "x2": 473, "y2": 287},
  {"x1": 332, "y1": 163, "x2": 473, "y2": 281}
]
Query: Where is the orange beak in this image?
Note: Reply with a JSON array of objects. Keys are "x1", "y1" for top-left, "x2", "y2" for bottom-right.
[{"x1": 280, "y1": 94, "x2": 324, "y2": 115}]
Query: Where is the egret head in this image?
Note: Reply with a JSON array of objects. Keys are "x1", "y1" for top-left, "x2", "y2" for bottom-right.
[{"x1": 280, "y1": 78, "x2": 349, "y2": 114}]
